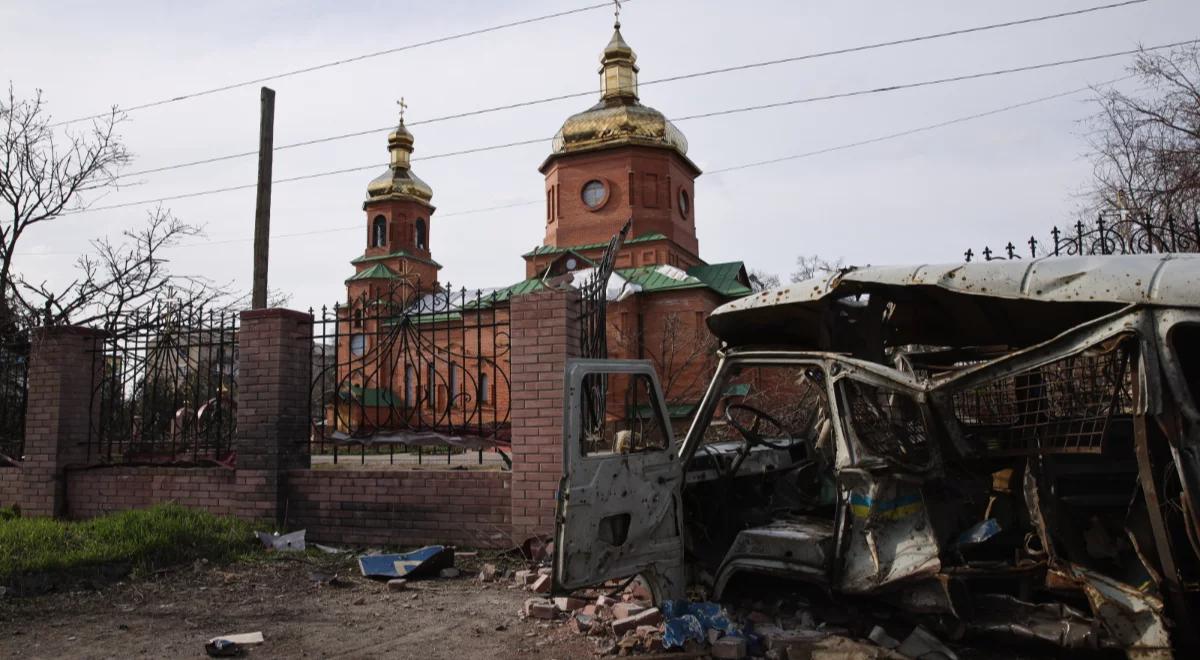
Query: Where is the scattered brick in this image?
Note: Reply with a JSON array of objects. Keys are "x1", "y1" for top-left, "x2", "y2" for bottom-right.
[
  {"x1": 530, "y1": 575, "x2": 552, "y2": 593},
  {"x1": 477, "y1": 564, "x2": 499, "y2": 582},
  {"x1": 611, "y1": 608, "x2": 660, "y2": 636},
  {"x1": 524, "y1": 597, "x2": 557, "y2": 620},
  {"x1": 386, "y1": 579, "x2": 407, "y2": 592},
  {"x1": 514, "y1": 569, "x2": 533, "y2": 585},
  {"x1": 569, "y1": 613, "x2": 593, "y2": 634},
  {"x1": 553, "y1": 596, "x2": 587, "y2": 612},
  {"x1": 611, "y1": 603, "x2": 646, "y2": 620}
]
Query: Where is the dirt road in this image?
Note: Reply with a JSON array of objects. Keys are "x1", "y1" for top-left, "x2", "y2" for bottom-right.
[{"x1": 0, "y1": 555, "x2": 597, "y2": 659}]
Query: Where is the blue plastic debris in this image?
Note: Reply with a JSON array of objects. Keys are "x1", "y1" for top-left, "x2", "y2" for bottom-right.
[
  {"x1": 663, "y1": 614, "x2": 705, "y2": 648},
  {"x1": 358, "y1": 545, "x2": 454, "y2": 579},
  {"x1": 661, "y1": 601, "x2": 742, "y2": 648}
]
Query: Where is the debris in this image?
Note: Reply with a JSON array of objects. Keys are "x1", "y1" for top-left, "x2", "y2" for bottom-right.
[
  {"x1": 204, "y1": 639, "x2": 242, "y2": 657},
  {"x1": 439, "y1": 567, "x2": 461, "y2": 579},
  {"x1": 312, "y1": 543, "x2": 345, "y2": 554},
  {"x1": 868, "y1": 626, "x2": 900, "y2": 650},
  {"x1": 712, "y1": 636, "x2": 748, "y2": 659},
  {"x1": 357, "y1": 545, "x2": 454, "y2": 580},
  {"x1": 387, "y1": 579, "x2": 407, "y2": 592},
  {"x1": 611, "y1": 602, "x2": 646, "y2": 619},
  {"x1": 612, "y1": 608, "x2": 661, "y2": 635},
  {"x1": 529, "y1": 574, "x2": 551, "y2": 593},
  {"x1": 477, "y1": 563, "x2": 499, "y2": 582},
  {"x1": 663, "y1": 614, "x2": 705, "y2": 649},
  {"x1": 254, "y1": 529, "x2": 305, "y2": 552},
  {"x1": 524, "y1": 597, "x2": 557, "y2": 620},
  {"x1": 307, "y1": 571, "x2": 344, "y2": 587},
  {"x1": 208, "y1": 632, "x2": 263, "y2": 646},
  {"x1": 570, "y1": 613, "x2": 594, "y2": 634},
  {"x1": 553, "y1": 596, "x2": 587, "y2": 611},
  {"x1": 514, "y1": 569, "x2": 534, "y2": 585},
  {"x1": 896, "y1": 626, "x2": 957, "y2": 660}
]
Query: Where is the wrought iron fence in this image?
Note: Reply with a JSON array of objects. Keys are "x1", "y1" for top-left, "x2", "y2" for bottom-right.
[
  {"x1": 577, "y1": 220, "x2": 630, "y2": 448},
  {"x1": 89, "y1": 302, "x2": 239, "y2": 465},
  {"x1": 309, "y1": 280, "x2": 512, "y2": 465},
  {"x1": 0, "y1": 338, "x2": 29, "y2": 465},
  {"x1": 965, "y1": 212, "x2": 1200, "y2": 262}
]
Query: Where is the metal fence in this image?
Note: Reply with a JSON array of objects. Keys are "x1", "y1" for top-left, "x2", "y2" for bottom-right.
[
  {"x1": 965, "y1": 212, "x2": 1200, "y2": 262},
  {"x1": 309, "y1": 280, "x2": 512, "y2": 465},
  {"x1": 89, "y1": 303, "x2": 239, "y2": 465},
  {"x1": 0, "y1": 338, "x2": 29, "y2": 465}
]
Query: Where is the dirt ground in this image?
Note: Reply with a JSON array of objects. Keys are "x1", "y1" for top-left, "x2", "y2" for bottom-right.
[{"x1": 0, "y1": 554, "x2": 599, "y2": 660}]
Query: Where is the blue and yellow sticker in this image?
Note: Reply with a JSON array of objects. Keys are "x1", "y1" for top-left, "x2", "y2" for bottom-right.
[{"x1": 849, "y1": 492, "x2": 923, "y2": 520}]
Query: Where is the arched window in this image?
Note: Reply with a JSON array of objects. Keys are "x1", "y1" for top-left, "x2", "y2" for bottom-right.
[
  {"x1": 415, "y1": 218, "x2": 427, "y2": 251},
  {"x1": 372, "y1": 215, "x2": 387, "y2": 247}
]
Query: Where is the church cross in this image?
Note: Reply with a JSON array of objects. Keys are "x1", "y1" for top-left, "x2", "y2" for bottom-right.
[
  {"x1": 613, "y1": 0, "x2": 621, "y2": 27},
  {"x1": 396, "y1": 97, "x2": 408, "y2": 124}
]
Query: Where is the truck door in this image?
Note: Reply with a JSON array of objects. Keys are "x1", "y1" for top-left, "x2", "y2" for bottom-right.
[{"x1": 553, "y1": 359, "x2": 687, "y2": 601}]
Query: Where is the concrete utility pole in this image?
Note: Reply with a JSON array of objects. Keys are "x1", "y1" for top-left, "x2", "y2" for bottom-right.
[{"x1": 251, "y1": 87, "x2": 275, "y2": 309}]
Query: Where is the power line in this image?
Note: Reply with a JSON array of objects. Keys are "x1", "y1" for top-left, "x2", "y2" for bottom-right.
[
  {"x1": 674, "y1": 39, "x2": 1196, "y2": 122},
  {"x1": 50, "y1": 1, "x2": 625, "y2": 127},
  {"x1": 66, "y1": 38, "x2": 1193, "y2": 216},
  {"x1": 25, "y1": 73, "x2": 1128, "y2": 257},
  {"x1": 706, "y1": 76, "x2": 1133, "y2": 175},
  {"x1": 113, "y1": 0, "x2": 1151, "y2": 181}
]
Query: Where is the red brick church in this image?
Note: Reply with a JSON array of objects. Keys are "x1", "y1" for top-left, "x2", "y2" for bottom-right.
[{"x1": 334, "y1": 18, "x2": 750, "y2": 435}]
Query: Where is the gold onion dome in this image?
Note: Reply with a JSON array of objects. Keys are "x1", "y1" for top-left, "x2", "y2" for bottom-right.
[
  {"x1": 551, "y1": 23, "x2": 688, "y2": 157},
  {"x1": 366, "y1": 116, "x2": 433, "y2": 203}
]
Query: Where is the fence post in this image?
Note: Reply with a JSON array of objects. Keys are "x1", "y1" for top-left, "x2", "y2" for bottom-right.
[
  {"x1": 236, "y1": 308, "x2": 312, "y2": 525},
  {"x1": 509, "y1": 288, "x2": 581, "y2": 542},
  {"x1": 19, "y1": 326, "x2": 105, "y2": 517}
]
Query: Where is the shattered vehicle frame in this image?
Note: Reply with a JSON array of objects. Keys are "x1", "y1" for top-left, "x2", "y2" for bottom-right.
[{"x1": 553, "y1": 254, "x2": 1200, "y2": 656}]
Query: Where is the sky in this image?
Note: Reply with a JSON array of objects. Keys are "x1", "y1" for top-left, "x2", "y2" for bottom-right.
[{"x1": 2, "y1": 0, "x2": 1197, "y2": 312}]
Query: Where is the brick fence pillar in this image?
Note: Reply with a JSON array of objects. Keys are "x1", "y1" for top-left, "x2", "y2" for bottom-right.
[
  {"x1": 509, "y1": 288, "x2": 580, "y2": 541},
  {"x1": 236, "y1": 308, "x2": 312, "y2": 525},
  {"x1": 20, "y1": 326, "x2": 105, "y2": 517}
]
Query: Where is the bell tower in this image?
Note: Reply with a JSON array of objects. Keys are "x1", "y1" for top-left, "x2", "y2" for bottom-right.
[
  {"x1": 527, "y1": 15, "x2": 703, "y2": 278},
  {"x1": 347, "y1": 99, "x2": 441, "y2": 300}
]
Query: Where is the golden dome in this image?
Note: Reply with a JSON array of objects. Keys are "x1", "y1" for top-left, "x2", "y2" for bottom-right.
[
  {"x1": 552, "y1": 101, "x2": 688, "y2": 155},
  {"x1": 549, "y1": 24, "x2": 688, "y2": 158},
  {"x1": 366, "y1": 117, "x2": 433, "y2": 203}
]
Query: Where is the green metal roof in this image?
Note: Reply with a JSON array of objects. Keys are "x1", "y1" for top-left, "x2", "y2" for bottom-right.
[
  {"x1": 351, "y1": 250, "x2": 442, "y2": 269},
  {"x1": 345, "y1": 263, "x2": 400, "y2": 282},
  {"x1": 461, "y1": 278, "x2": 547, "y2": 310},
  {"x1": 522, "y1": 232, "x2": 667, "y2": 258},
  {"x1": 337, "y1": 385, "x2": 399, "y2": 407},
  {"x1": 687, "y1": 262, "x2": 753, "y2": 297}
]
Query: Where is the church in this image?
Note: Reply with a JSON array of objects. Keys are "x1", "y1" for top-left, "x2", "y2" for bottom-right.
[{"x1": 334, "y1": 17, "x2": 751, "y2": 436}]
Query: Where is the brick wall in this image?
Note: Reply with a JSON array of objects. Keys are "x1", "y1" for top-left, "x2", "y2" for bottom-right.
[
  {"x1": 509, "y1": 288, "x2": 580, "y2": 540},
  {"x1": 65, "y1": 467, "x2": 238, "y2": 518},
  {"x1": 286, "y1": 469, "x2": 511, "y2": 548},
  {"x1": 0, "y1": 469, "x2": 22, "y2": 509}
]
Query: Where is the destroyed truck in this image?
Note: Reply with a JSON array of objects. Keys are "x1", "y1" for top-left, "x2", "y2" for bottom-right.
[{"x1": 552, "y1": 254, "x2": 1200, "y2": 656}]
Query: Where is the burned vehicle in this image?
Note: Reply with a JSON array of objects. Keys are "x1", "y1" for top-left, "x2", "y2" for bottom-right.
[{"x1": 553, "y1": 254, "x2": 1200, "y2": 655}]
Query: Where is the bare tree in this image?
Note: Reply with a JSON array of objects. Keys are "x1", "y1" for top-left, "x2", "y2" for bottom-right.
[
  {"x1": 1087, "y1": 44, "x2": 1200, "y2": 221},
  {"x1": 748, "y1": 269, "x2": 780, "y2": 292},
  {"x1": 790, "y1": 254, "x2": 845, "y2": 283},
  {"x1": 1, "y1": 86, "x2": 226, "y2": 336},
  {"x1": 611, "y1": 311, "x2": 717, "y2": 407}
]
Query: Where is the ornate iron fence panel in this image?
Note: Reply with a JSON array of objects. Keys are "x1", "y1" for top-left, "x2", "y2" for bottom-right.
[
  {"x1": 577, "y1": 220, "x2": 630, "y2": 446},
  {"x1": 965, "y1": 212, "x2": 1200, "y2": 262},
  {"x1": 309, "y1": 280, "x2": 512, "y2": 465},
  {"x1": 0, "y1": 338, "x2": 29, "y2": 465},
  {"x1": 89, "y1": 303, "x2": 239, "y2": 465}
]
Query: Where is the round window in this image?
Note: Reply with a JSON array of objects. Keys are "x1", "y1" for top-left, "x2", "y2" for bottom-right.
[
  {"x1": 581, "y1": 180, "x2": 607, "y2": 210},
  {"x1": 678, "y1": 189, "x2": 690, "y2": 218},
  {"x1": 350, "y1": 334, "x2": 366, "y2": 357}
]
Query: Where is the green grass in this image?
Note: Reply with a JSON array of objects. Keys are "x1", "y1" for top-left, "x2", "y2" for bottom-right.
[{"x1": 0, "y1": 503, "x2": 257, "y2": 583}]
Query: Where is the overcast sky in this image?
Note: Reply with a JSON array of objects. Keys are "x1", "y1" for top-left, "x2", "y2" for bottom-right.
[{"x1": 3, "y1": 0, "x2": 1197, "y2": 311}]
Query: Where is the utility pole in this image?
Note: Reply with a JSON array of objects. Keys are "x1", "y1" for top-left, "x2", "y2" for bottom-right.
[{"x1": 251, "y1": 87, "x2": 275, "y2": 309}]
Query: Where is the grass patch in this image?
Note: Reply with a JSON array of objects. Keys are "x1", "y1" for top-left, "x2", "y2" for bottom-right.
[{"x1": 0, "y1": 504, "x2": 257, "y2": 587}]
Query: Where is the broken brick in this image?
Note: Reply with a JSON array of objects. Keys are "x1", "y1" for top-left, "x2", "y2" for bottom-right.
[
  {"x1": 524, "y1": 597, "x2": 556, "y2": 620},
  {"x1": 611, "y1": 607, "x2": 662, "y2": 635},
  {"x1": 712, "y1": 637, "x2": 748, "y2": 659},
  {"x1": 611, "y1": 603, "x2": 646, "y2": 620},
  {"x1": 595, "y1": 595, "x2": 618, "y2": 608},
  {"x1": 553, "y1": 596, "x2": 587, "y2": 612},
  {"x1": 530, "y1": 575, "x2": 551, "y2": 593},
  {"x1": 514, "y1": 569, "x2": 533, "y2": 585},
  {"x1": 570, "y1": 613, "x2": 594, "y2": 634},
  {"x1": 477, "y1": 563, "x2": 499, "y2": 582},
  {"x1": 386, "y1": 579, "x2": 407, "y2": 592}
]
